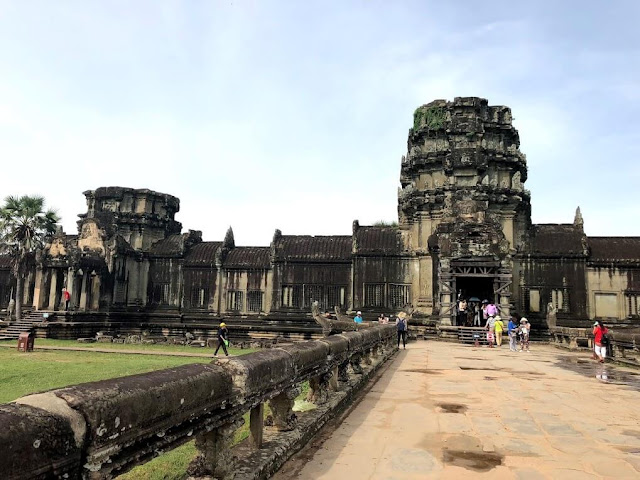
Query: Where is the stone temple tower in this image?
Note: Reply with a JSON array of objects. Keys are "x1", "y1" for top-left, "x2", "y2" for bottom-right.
[{"x1": 398, "y1": 97, "x2": 531, "y2": 323}]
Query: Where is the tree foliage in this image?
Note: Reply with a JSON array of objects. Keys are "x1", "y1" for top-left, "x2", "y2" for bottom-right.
[
  {"x1": 372, "y1": 220, "x2": 399, "y2": 228},
  {"x1": 0, "y1": 195, "x2": 60, "y2": 318}
]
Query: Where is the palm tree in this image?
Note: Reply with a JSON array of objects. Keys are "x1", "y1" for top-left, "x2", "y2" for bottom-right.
[{"x1": 0, "y1": 195, "x2": 59, "y2": 320}]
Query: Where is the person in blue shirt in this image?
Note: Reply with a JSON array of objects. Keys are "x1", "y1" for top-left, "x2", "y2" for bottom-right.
[
  {"x1": 354, "y1": 311, "x2": 363, "y2": 323},
  {"x1": 508, "y1": 314, "x2": 519, "y2": 352}
]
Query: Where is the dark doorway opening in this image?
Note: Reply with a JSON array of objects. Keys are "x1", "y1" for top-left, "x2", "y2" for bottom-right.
[
  {"x1": 454, "y1": 276, "x2": 495, "y2": 326},
  {"x1": 456, "y1": 276, "x2": 494, "y2": 303}
]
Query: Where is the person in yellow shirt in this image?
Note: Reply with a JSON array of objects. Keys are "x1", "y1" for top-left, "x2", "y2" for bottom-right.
[{"x1": 494, "y1": 316, "x2": 504, "y2": 347}]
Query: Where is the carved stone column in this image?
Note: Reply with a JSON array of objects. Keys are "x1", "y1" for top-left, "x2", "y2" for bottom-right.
[
  {"x1": 47, "y1": 270, "x2": 58, "y2": 311},
  {"x1": 267, "y1": 386, "x2": 300, "y2": 431},
  {"x1": 306, "y1": 371, "x2": 333, "y2": 405},
  {"x1": 187, "y1": 419, "x2": 243, "y2": 480}
]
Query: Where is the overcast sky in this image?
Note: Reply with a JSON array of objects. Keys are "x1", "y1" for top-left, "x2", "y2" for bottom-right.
[{"x1": 1, "y1": 1, "x2": 638, "y2": 246}]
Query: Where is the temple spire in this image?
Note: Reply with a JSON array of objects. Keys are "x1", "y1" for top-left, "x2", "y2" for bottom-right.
[{"x1": 574, "y1": 207, "x2": 584, "y2": 230}]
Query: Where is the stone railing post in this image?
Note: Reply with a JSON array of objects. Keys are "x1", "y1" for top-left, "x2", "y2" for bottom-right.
[
  {"x1": 329, "y1": 365, "x2": 339, "y2": 391},
  {"x1": 267, "y1": 386, "x2": 300, "y2": 431},
  {"x1": 613, "y1": 343, "x2": 626, "y2": 359},
  {"x1": 187, "y1": 418, "x2": 243, "y2": 480},
  {"x1": 362, "y1": 348, "x2": 372, "y2": 366},
  {"x1": 249, "y1": 403, "x2": 264, "y2": 449},
  {"x1": 349, "y1": 352, "x2": 363, "y2": 375},
  {"x1": 338, "y1": 360, "x2": 350, "y2": 383},
  {"x1": 306, "y1": 371, "x2": 333, "y2": 405}
]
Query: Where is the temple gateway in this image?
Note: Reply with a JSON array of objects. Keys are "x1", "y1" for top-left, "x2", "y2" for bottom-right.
[{"x1": 2, "y1": 97, "x2": 639, "y2": 336}]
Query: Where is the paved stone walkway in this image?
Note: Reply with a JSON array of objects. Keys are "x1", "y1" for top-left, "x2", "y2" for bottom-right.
[{"x1": 283, "y1": 341, "x2": 640, "y2": 479}]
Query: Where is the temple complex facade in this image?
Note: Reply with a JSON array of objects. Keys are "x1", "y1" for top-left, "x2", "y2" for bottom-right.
[{"x1": 1, "y1": 98, "x2": 639, "y2": 330}]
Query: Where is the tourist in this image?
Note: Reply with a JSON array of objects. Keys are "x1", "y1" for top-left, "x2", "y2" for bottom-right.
[
  {"x1": 485, "y1": 314, "x2": 496, "y2": 348},
  {"x1": 494, "y1": 315, "x2": 504, "y2": 347},
  {"x1": 62, "y1": 288, "x2": 71, "y2": 311},
  {"x1": 457, "y1": 297, "x2": 467, "y2": 326},
  {"x1": 508, "y1": 314, "x2": 519, "y2": 351},
  {"x1": 481, "y1": 300, "x2": 489, "y2": 323},
  {"x1": 354, "y1": 311, "x2": 363, "y2": 324},
  {"x1": 486, "y1": 300, "x2": 498, "y2": 318},
  {"x1": 593, "y1": 320, "x2": 609, "y2": 363},
  {"x1": 378, "y1": 313, "x2": 389, "y2": 324},
  {"x1": 519, "y1": 318, "x2": 530, "y2": 352},
  {"x1": 214, "y1": 322, "x2": 229, "y2": 356},
  {"x1": 396, "y1": 312, "x2": 408, "y2": 349},
  {"x1": 473, "y1": 302, "x2": 482, "y2": 326}
]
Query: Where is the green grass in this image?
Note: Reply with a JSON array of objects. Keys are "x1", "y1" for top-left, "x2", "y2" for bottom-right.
[
  {"x1": 0, "y1": 338, "x2": 258, "y2": 356},
  {"x1": 0, "y1": 340, "x2": 310, "y2": 479},
  {"x1": 0, "y1": 348, "x2": 209, "y2": 403}
]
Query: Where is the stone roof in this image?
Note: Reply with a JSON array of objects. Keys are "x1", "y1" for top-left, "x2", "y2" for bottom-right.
[
  {"x1": 588, "y1": 237, "x2": 640, "y2": 263},
  {"x1": 149, "y1": 234, "x2": 184, "y2": 256},
  {"x1": 355, "y1": 227, "x2": 404, "y2": 255},
  {"x1": 184, "y1": 242, "x2": 221, "y2": 266},
  {"x1": 527, "y1": 224, "x2": 586, "y2": 256},
  {"x1": 225, "y1": 247, "x2": 271, "y2": 269},
  {"x1": 275, "y1": 236, "x2": 352, "y2": 262}
]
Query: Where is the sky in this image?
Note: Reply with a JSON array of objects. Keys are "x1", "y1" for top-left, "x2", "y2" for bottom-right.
[{"x1": 1, "y1": 1, "x2": 639, "y2": 246}]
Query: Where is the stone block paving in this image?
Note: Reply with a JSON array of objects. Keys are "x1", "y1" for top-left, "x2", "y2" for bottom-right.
[{"x1": 283, "y1": 342, "x2": 640, "y2": 479}]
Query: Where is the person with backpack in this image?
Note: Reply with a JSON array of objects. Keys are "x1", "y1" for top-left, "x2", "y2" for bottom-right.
[
  {"x1": 214, "y1": 322, "x2": 229, "y2": 357},
  {"x1": 396, "y1": 312, "x2": 408, "y2": 349},
  {"x1": 593, "y1": 320, "x2": 609, "y2": 363}
]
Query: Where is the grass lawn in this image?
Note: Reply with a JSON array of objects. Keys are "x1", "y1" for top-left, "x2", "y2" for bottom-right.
[
  {"x1": 0, "y1": 338, "x2": 258, "y2": 356},
  {"x1": 0, "y1": 348, "x2": 209, "y2": 403},
  {"x1": 0, "y1": 340, "x2": 307, "y2": 479}
]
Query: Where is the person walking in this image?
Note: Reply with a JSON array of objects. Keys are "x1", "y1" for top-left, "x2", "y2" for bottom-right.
[
  {"x1": 508, "y1": 314, "x2": 519, "y2": 351},
  {"x1": 593, "y1": 320, "x2": 609, "y2": 363},
  {"x1": 519, "y1": 318, "x2": 530, "y2": 352},
  {"x1": 396, "y1": 312, "x2": 408, "y2": 349},
  {"x1": 494, "y1": 315, "x2": 504, "y2": 347},
  {"x1": 214, "y1": 322, "x2": 229, "y2": 356}
]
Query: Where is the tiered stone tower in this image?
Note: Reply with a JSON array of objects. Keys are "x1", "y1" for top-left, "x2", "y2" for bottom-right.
[{"x1": 398, "y1": 97, "x2": 531, "y2": 322}]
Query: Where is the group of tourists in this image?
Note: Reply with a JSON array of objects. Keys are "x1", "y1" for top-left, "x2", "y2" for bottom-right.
[
  {"x1": 456, "y1": 297, "x2": 484, "y2": 326},
  {"x1": 458, "y1": 296, "x2": 532, "y2": 352}
]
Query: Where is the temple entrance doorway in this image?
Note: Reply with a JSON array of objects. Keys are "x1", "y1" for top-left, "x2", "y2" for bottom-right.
[
  {"x1": 456, "y1": 276, "x2": 494, "y2": 304},
  {"x1": 453, "y1": 276, "x2": 494, "y2": 326}
]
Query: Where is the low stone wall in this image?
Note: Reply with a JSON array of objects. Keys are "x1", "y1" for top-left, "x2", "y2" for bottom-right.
[
  {"x1": 550, "y1": 326, "x2": 640, "y2": 366},
  {"x1": 0, "y1": 324, "x2": 397, "y2": 480}
]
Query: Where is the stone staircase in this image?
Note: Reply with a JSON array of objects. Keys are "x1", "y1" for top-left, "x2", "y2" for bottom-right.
[{"x1": 0, "y1": 311, "x2": 54, "y2": 340}]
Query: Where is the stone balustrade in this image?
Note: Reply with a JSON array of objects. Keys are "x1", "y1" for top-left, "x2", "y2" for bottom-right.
[
  {"x1": 0, "y1": 324, "x2": 397, "y2": 480},
  {"x1": 549, "y1": 326, "x2": 640, "y2": 366}
]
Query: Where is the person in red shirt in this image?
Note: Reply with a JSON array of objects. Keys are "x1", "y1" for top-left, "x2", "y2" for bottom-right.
[
  {"x1": 593, "y1": 320, "x2": 609, "y2": 363},
  {"x1": 63, "y1": 288, "x2": 71, "y2": 311}
]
